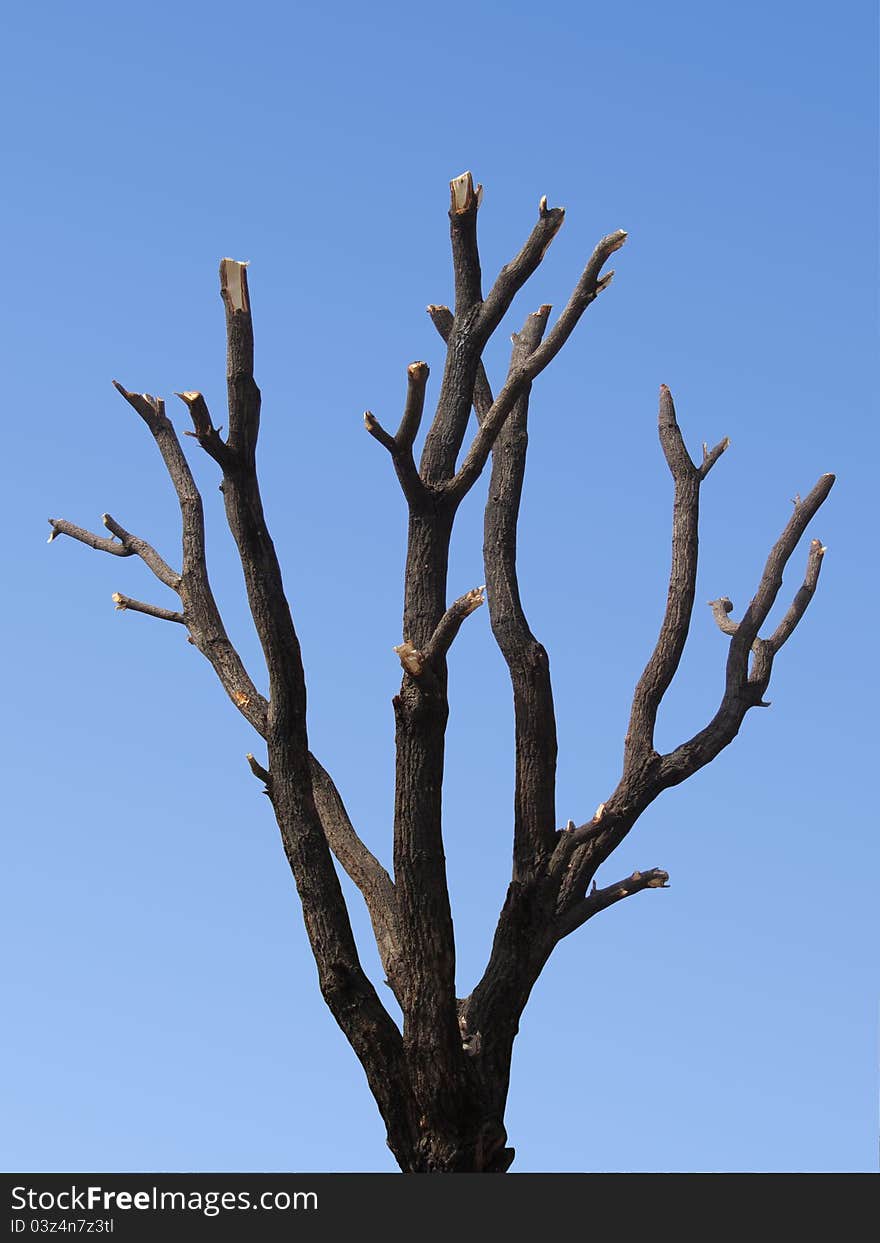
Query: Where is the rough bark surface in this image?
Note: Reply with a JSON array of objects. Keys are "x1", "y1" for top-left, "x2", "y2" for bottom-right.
[{"x1": 50, "y1": 176, "x2": 833, "y2": 1172}]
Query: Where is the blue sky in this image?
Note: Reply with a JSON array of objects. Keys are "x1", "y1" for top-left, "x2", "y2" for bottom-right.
[{"x1": 2, "y1": 1, "x2": 876, "y2": 1172}]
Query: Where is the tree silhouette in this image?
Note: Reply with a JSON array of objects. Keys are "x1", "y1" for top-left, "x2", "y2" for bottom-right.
[{"x1": 49, "y1": 172, "x2": 833, "y2": 1172}]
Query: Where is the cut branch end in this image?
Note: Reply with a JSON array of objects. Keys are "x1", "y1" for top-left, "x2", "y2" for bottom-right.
[
  {"x1": 363, "y1": 411, "x2": 397, "y2": 454},
  {"x1": 700, "y1": 435, "x2": 731, "y2": 479},
  {"x1": 708, "y1": 597, "x2": 738, "y2": 635},
  {"x1": 245, "y1": 752, "x2": 271, "y2": 785},
  {"x1": 219, "y1": 258, "x2": 250, "y2": 313},
  {"x1": 111, "y1": 591, "x2": 185, "y2": 625},
  {"x1": 393, "y1": 640, "x2": 424, "y2": 677},
  {"x1": 450, "y1": 171, "x2": 482, "y2": 214},
  {"x1": 461, "y1": 585, "x2": 486, "y2": 616}
]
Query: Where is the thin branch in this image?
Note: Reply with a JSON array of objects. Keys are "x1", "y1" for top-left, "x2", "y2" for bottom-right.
[
  {"x1": 244, "y1": 749, "x2": 403, "y2": 996},
  {"x1": 393, "y1": 586, "x2": 485, "y2": 679},
  {"x1": 48, "y1": 515, "x2": 180, "y2": 591},
  {"x1": 559, "y1": 471, "x2": 834, "y2": 904},
  {"x1": 700, "y1": 437, "x2": 731, "y2": 480},
  {"x1": 110, "y1": 381, "x2": 269, "y2": 737},
  {"x1": 245, "y1": 751, "x2": 271, "y2": 785},
  {"x1": 623, "y1": 386, "x2": 729, "y2": 772},
  {"x1": 710, "y1": 539, "x2": 829, "y2": 656},
  {"x1": 49, "y1": 418, "x2": 264, "y2": 732},
  {"x1": 48, "y1": 518, "x2": 133, "y2": 557},
  {"x1": 363, "y1": 410, "x2": 397, "y2": 453},
  {"x1": 708, "y1": 596, "x2": 738, "y2": 635},
  {"x1": 657, "y1": 474, "x2": 835, "y2": 790},
  {"x1": 476, "y1": 194, "x2": 566, "y2": 346},
  {"x1": 556, "y1": 868, "x2": 670, "y2": 939},
  {"x1": 707, "y1": 536, "x2": 828, "y2": 700},
  {"x1": 723, "y1": 474, "x2": 835, "y2": 690},
  {"x1": 111, "y1": 592, "x2": 186, "y2": 624},
  {"x1": 419, "y1": 177, "x2": 559, "y2": 487},
  {"x1": 449, "y1": 229, "x2": 626, "y2": 501},
  {"x1": 363, "y1": 362, "x2": 430, "y2": 506},
  {"x1": 308, "y1": 754, "x2": 405, "y2": 1001},
  {"x1": 176, "y1": 390, "x2": 233, "y2": 470},
  {"x1": 522, "y1": 229, "x2": 627, "y2": 373},
  {"x1": 100, "y1": 514, "x2": 180, "y2": 588},
  {"x1": 308, "y1": 755, "x2": 397, "y2": 910},
  {"x1": 423, "y1": 585, "x2": 485, "y2": 663},
  {"x1": 767, "y1": 538, "x2": 827, "y2": 653}
]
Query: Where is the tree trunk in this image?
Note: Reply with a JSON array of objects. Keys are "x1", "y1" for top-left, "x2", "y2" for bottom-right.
[{"x1": 49, "y1": 175, "x2": 834, "y2": 1174}]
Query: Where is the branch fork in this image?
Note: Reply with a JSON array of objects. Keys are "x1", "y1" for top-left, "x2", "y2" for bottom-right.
[
  {"x1": 393, "y1": 586, "x2": 485, "y2": 679},
  {"x1": 49, "y1": 172, "x2": 836, "y2": 1174}
]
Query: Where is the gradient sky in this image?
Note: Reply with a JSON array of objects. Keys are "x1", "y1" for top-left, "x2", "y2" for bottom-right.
[{"x1": 2, "y1": 1, "x2": 876, "y2": 1173}]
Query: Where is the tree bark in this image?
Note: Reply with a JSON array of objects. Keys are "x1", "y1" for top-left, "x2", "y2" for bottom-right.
[{"x1": 49, "y1": 175, "x2": 833, "y2": 1172}]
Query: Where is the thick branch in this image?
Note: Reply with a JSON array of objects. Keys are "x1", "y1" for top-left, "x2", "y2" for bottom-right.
[
  {"x1": 393, "y1": 512, "x2": 469, "y2": 1125},
  {"x1": 196, "y1": 266, "x2": 309, "y2": 729},
  {"x1": 426, "y1": 308, "x2": 563, "y2": 1126},
  {"x1": 449, "y1": 171, "x2": 483, "y2": 315},
  {"x1": 219, "y1": 258, "x2": 261, "y2": 461},
  {"x1": 210, "y1": 265, "x2": 414, "y2": 1147},
  {"x1": 396, "y1": 361, "x2": 429, "y2": 451},
  {"x1": 430, "y1": 230, "x2": 624, "y2": 1116},
  {"x1": 430, "y1": 303, "x2": 560, "y2": 873},
  {"x1": 482, "y1": 307, "x2": 560, "y2": 875},
  {"x1": 624, "y1": 386, "x2": 729, "y2": 771}
]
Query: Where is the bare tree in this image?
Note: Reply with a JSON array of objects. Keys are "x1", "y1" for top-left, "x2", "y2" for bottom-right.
[{"x1": 49, "y1": 172, "x2": 833, "y2": 1173}]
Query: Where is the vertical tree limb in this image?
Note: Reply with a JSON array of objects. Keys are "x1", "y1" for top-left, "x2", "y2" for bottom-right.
[
  {"x1": 206, "y1": 261, "x2": 419, "y2": 1156},
  {"x1": 623, "y1": 385, "x2": 728, "y2": 777}
]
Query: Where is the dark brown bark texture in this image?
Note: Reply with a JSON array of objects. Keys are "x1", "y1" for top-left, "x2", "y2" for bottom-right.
[{"x1": 50, "y1": 175, "x2": 833, "y2": 1172}]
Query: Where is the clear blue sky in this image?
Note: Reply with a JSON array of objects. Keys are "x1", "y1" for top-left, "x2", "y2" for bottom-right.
[{"x1": 2, "y1": 1, "x2": 876, "y2": 1173}]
